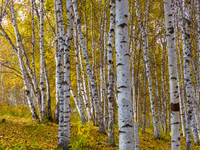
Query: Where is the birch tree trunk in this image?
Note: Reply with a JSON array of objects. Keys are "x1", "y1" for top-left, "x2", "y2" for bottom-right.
[
  {"x1": 54, "y1": 0, "x2": 59, "y2": 122},
  {"x1": 78, "y1": 44, "x2": 93, "y2": 122},
  {"x1": 174, "y1": 1, "x2": 185, "y2": 136},
  {"x1": 40, "y1": 0, "x2": 46, "y2": 121},
  {"x1": 62, "y1": 0, "x2": 73, "y2": 148},
  {"x1": 164, "y1": 0, "x2": 180, "y2": 149},
  {"x1": 142, "y1": 67, "x2": 146, "y2": 133},
  {"x1": 134, "y1": 0, "x2": 160, "y2": 139},
  {"x1": 107, "y1": 0, "x2": 115, "y2": 145},
  {"x1": 72, "y1": 0, "x2": 105, "y2": 133},
  {"x1": 56, "y1": 0, "x2": 66, "y2": 148},
  {"x1": 134, "y1": 123, "x2": 139, "y2": 150},
  {"x1": 180, "y1": 0, "x2": 199, "y2": 148},
  {"x1": 74, "y1": 25, "x2": 86, "y2": 124},
  {"x1": 103, "y1": 0, "x2": 108, "y2": 129},
  {"x1": 116, "y1": 0, "x2": 134, "y2": 149}
]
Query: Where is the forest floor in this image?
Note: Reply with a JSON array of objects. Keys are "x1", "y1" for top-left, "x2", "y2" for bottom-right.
[{"x1": 0, "y1": 104, "x2": 200, "y2": 150}]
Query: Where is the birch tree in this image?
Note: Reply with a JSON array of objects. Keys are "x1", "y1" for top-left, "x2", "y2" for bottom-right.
[
  {"x1": 107, "y1": 0, "x2": 115, "y2": 145},
  {"x1": 62, "y1": 0, "x2": 73, "y2": 147},
  {"x1": 56, "y1": 0, "x2": 66, "y2": 148},
  {"x1": 164, "y1": 0, "x2": 180, "y2": 149},
  {"x1": 116, "y1": 0, "x2": 134, "y2": 149},
  {"x1": 40, "y1": 0, "x2": 46, "y2": 121},
  {"x1": 74, "y1": 24, "x2": 86, "y2": 124}
]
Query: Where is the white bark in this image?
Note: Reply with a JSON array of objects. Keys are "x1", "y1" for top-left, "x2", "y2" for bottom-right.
[
  {"x1": 78, "y1": 44, "x2": 93, "y2": 122},
  {"x1": 134, "y1": 123, "x2": 139, "y2": 150},
  {"x1": 40, "y1": 0, "x2": 46, "y2": 120},
  {"x1": 70, "y1": 88, "x2": 81, "y2": 116},
  {"x1": 164, "y1": 0, "x2": 180, "y2": 149},
  {"x1": 116, "y1": 0, "x2": 134, "y2": 149},
  {"x1": 74, "y1": 25, "x2": 86, "y2": 124},
  {"x1": 54, "y1": 0, "x2": 59, "y2": 122},
  {"x1": 56, "y1": 0, "x2": 66, "y2": 149},
  {"x1": 107, "y1": 0, "x2": 115, "y2": 145},
  {"x1": 180, "y1": 0, "x2": 198, "y2": 148},
  {"x1": 63, "y1": 0, "x2": 73, "y2": 148},
  {"x1": 103, "y1": 0, "x2": 108, "y2": 129}
]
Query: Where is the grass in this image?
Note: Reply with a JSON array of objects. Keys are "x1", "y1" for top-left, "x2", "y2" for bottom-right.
[{"x1": 0, "y1": 103, "x2": 200, "y2": 149}]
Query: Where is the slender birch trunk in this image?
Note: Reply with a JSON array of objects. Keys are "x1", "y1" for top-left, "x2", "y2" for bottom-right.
[
  {"x1": 153, "y1": 46, "x2": 161, "y2": 126},
  {"x1": 180, "y1": 0, "x2": 198, "y2": 148},
  {"x1": 54, "y1": 0, "x2": 59, "y2": 122},
  {"x1": 72, "y1": 0, "x2": 105, "y2": 133},
  {"x1": 107, "y1": 0, "x2": 115, "y2": 145},
  {"x1": 70, "y1": 87, "x2": 81, "y2": 116},
  {"x1": 40, "y1": 0, "x2": 46, "y2": 121},
  {"x1": 174, "y1": 1, "x2": 185, "y2": 136},
  {"x1": 142, "y1": 67, "x2": 146, "y2": 133},
  {"x1": 116, "y1": 0, "x2": 134, "y2": 149},
  {"x1": 62, "y1": 0, "x2": 73, "y2": 148},
  {"x1": 1, "y1": 66, "x2": 4, "y2": 103},
  {"x1": 103, "y1": 0, "x2": 108, "y2": 129},
  {"x1": 164, "y1": 0, "x2": 180, "y2": 149},
  {"x1": 78, "y1": 44, "x2": 93, "y2": 122},
  {"x1": 74, "y1": 25, "x2": 86, "y2": 124},
  {"x1": 134, "y1": 0, "x2": 160, "y2": 139},
  {"x1": 56, "y1": 0, "x2": 66, "y2": 148}
]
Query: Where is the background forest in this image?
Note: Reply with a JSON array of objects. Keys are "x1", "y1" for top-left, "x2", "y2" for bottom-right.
[{"x1": 0, "y1": 0, "x2": 200, "y2": 149}]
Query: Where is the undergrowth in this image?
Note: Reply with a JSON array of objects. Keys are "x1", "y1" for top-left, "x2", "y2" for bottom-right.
[{"x1": 0, "y1": 103, "x2": 200, "y2": 149}]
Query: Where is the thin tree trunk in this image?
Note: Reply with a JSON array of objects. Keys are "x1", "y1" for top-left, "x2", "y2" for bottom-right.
[
  {"x1": 103, "y1": 0, "x2": 108, "y2": 129},
  {"x1": 78, "y1": 44, "x2": 93, "y2": 123},
  {"x1": 40, "y1": 0, "x2": 46, "y2": 121},
  {"x1": 62, "y1": 0, "x2": 73, "y2": 148},
  {"x1": 180, "y1": 0, "x2": 199, "y2": 148},
  {"x1": 107, "y1": 0, "x2": 115, "y2": 145},
  {"x1": 56, "y1": 0, "x2": 66, "y2": 148},
  {"x1": 142, "y1": 67, "x2": 147, "y2": 133},
  {"x1": 74, "y1": 25, "x2": 86, "y2": 124},
  {"x1": 54, "y1": 0, "x2": 59, "y2": 123}
]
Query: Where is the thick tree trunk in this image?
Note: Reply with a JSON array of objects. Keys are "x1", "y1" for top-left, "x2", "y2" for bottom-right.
[
  {"x1": 164, "y1": 0, "x2": 180, "y2": 149},
  {"x1": 56, "y1": 0, "x2": 67, "y2": 149},
  {"x1": 116, "y1": 0, "x2": 134, "y2": 149}
]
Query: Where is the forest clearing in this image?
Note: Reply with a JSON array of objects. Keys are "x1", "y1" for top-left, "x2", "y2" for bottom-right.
[{"x1": 0, "y1": 0, "x2": 200, "y2": 149}]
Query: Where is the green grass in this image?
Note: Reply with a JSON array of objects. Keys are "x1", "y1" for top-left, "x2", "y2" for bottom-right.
[{"x1": 0, "y1": 103, "x2": 199, "y2": 149}]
